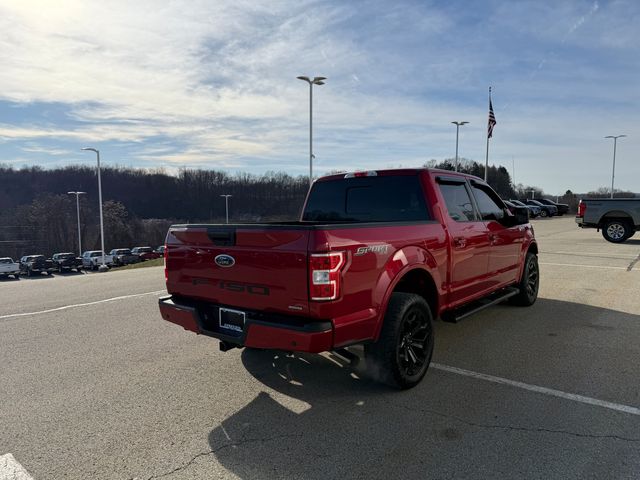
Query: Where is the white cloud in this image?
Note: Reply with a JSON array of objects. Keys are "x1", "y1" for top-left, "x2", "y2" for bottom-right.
[{"x1": 0, "y1": 0, "x2": 637, "y2": 193}]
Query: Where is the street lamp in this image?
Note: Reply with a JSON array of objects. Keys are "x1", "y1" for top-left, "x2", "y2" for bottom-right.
[
  {"x1": 81, "y1": 147, "x2": 108, "y2": 272},
  {"x1": 67, "y1": 191, "x2": 86, "y2": 256},
  {"x1": 451, "y1": 121, "x2": 469, "y2": 172},
  {"x1": 297, "y1": 76, "x2": 326, "y2": 186},
  {"x1": 604, "y1": 135, "x2": 626, "y2": 199},
  {"x1": 220, "y1": 195, "x2": 232, "y2": 224}
]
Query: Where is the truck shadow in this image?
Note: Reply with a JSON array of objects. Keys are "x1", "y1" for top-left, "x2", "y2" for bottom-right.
[
  {"x1": 54, "y1": 269, "x2": 86, "y2": 276},
  {"x1": 207, "y1": 299, "x2": 640, "y2": 480},
  {"x1": 0, "y1": 275, "x2": 21, "y2": 281},
  {"x1": 15, "y1": 274, "x2": 56, "y2": 281}
]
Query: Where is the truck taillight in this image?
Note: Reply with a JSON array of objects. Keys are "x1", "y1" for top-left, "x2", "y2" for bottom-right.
[
  {"x1": 163, "y1": 244, "x2": 168, "y2": 281},
  {"x1": 309, "y1": 252, "x2": 345, "y2": 301},
  {"x1": 577, "y1": 200, "x2": 586, "y2": 217},
  {"x1": 344, "y1": 171, "x2": 377, "y2": 178}
]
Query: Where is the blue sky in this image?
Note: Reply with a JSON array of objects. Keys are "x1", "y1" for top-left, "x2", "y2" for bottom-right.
[{"x1": 0, "y1": 0, "x2": 637, "y2": 194}]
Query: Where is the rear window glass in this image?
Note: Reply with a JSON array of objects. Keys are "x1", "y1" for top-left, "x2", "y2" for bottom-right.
[{"x1": 303, "y1": 175, "x2": 430, "y2": 222}]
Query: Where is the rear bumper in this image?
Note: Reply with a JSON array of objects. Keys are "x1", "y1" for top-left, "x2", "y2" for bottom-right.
[
  {"x1": 59, "y1": 263, "x2": 81, "y2": 269},
  {"x1": 159, "y1": 296, "x2": 334, "y2": 353}
]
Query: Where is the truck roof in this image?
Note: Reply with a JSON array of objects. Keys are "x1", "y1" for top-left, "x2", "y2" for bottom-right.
[{"x1": 315, "y1": 168, "x2": 483, "y2": 183}]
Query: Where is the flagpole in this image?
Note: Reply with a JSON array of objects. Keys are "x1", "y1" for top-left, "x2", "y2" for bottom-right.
[{"x1": 484, "y1": 86, "x2": 491, "y2": 182}]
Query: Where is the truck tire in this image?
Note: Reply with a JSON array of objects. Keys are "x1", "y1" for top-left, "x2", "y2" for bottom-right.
[
  {"x1": 510, "y1": 252, "x2": 539, "y2": 306},
  {"x1": 602, "y1": 220, "x2": 631, "y2": 243},
  {"x1": 364, "y1": 292, "x2": 434, "y2": 389}
]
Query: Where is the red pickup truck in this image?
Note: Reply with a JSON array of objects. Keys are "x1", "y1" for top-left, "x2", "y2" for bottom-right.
[{"x1": 159, "y1": 169, "x2": 538, "y2": 389}]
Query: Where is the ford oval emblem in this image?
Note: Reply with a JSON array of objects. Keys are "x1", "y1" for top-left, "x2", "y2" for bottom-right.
[{"x1": 214, "y1": 254, "x2": 235, "y2": 268}]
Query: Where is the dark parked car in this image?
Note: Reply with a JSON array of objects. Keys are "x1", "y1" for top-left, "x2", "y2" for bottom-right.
[
  {"x1": 109, "y1": 248, "x2": 140, "y2": 266},
  {"x1": 535, "y1": 198, "x2": 569, "y2": 215},
  {"x1": 509, "y1": 199, "x2": 541, "y2": 218},
  {"x1": 524, "y1": 199, "x2": 557, "y2": 217},
  {"x1": 504, "y1": 200, "x2": 531, "y2": 221},
  {"x1": 19, "y1": 255, "x2": 55, "y2": 276},
  {"x1": 155, "y1": 245, "x2": 165, "y2": 255},
  {"x1": 131, "y1": 246, "x2": 160, "y2": 261},
  {"x1": 51, "y1": 252, "x2": 83, "y2": 272}
]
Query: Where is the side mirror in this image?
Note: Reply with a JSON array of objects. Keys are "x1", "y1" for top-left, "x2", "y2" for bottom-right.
[{"x1": 501, "y1": 206, "x2": 529, "y2": 227}]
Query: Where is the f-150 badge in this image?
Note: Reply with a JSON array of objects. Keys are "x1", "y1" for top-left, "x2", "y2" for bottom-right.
[{"x1": 355, "y1": 245, "x2": 389, "y2": 256}]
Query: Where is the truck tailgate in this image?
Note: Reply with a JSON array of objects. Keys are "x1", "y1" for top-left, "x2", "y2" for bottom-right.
[{"x1": 165, "y1": 225, "x2": 311, "y2": 315}]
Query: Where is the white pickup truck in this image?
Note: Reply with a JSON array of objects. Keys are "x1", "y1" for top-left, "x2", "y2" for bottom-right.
[
  {"x1": 81, "y1": 250, "x2": 115, "y2": 270},
  {"x1": 0, "y1": 257, "x2": 21, "y2": 279}
]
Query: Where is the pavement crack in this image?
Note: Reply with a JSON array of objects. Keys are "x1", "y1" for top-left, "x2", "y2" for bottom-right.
[
  {"x1": 626, "y1": 252, "x2": 640, "y2": 271},
  {"x1": 145, "y1": 432, "x2": 305, "y2": 480},
  {"x1": 398, "y1": 403, "x2": 640, "y2": 443}
]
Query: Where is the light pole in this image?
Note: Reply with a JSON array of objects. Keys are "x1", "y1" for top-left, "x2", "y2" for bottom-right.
[
  {"x1": 67, "y1": 191, "x2": 86, "y2": 256},
  {"x1": 604, "y1": 135, "x2": 626, "y2": 199},
  {"x1": 297, "y1": 76, "x2": 326, "y2": 186},
  {"x1": 451, "y1": 121, "x2": 469, "y2": 172},
  {"x1": 528, "y1": 189, "x2": 536, "y2": 199},
  {"x1": 220, "y1": 195, "x2": 232, "y2": 224},
  {"x1": 81, "y1": 147, "x2": 108, "y2": 272}
]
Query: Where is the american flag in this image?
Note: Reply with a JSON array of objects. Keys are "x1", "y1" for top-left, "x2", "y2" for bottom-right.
[{"x1": 487, "y1": 98, "x2": 497, "y2": 138}]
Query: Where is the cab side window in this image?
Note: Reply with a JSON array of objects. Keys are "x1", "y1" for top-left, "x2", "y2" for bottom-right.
[
  {"x1": 439, "y1": 183, "x2": 477, "y2": 222},
  {"x1": 471, "y1": 185, "x2": 505, "y2": 221}
]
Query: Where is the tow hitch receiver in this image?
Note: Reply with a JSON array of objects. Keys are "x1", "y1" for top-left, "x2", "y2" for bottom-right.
[{"x1": 219, "y1": 341, "x2": 238, "y2": 352}]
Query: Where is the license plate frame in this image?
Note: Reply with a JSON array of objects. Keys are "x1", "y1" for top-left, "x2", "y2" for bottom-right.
[{"x1": 219, "y1": 307, "x2": 246, "y2": 332}]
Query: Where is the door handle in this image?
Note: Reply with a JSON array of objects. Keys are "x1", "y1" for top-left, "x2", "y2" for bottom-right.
[
  {"x1": 489, "y1": 234, "x2": 497, "y2": 244},
  {"x1": 453, "y1": 237, "x2": 467, "y2": 248}
]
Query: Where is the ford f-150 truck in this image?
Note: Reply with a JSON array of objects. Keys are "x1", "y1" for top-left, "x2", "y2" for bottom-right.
[
  {"x1": 576, "y1": 198, "x2": 640, "y2": 243},
  {"x1": 159, "y1": 169, "x2": 539, "y2": 389},
  {"x1": 81, "y1": 250, "x2": 115, "y2": 270},
  {"x1": 19, "y1": 255, "x2": 55, "y2": 276}
]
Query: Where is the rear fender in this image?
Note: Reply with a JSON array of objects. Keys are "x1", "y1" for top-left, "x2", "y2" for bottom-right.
[
  {"x1": 598, "y1": 211, "x2": 634, "y2": 226},
  {"x1": 371, "y1": 246, "x2": 443, "y2": 342},
  {"x1": 516, "y1": 239, "x2": 538, "y2": 282}
]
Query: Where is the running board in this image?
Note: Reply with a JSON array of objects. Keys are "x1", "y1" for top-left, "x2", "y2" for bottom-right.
[{"x1": 442, "y1": 287, "x2": 519, "y2": 323}]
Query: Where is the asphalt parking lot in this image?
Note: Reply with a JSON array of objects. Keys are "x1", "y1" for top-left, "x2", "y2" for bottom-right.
[{"x1": 1, "y1": 216, "x2": 639, "y2": 480}]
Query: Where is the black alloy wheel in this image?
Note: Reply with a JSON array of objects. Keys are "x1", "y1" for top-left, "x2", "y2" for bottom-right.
[
  {"x1": 365, "y1": 292, "x2": 434, "y2": 389},
  {"x1": 510, "y1": 252, "x2": 539, "y2": 306},
  {"x1": 397, "y1": 307, "x2": 432, "y2": 378}
]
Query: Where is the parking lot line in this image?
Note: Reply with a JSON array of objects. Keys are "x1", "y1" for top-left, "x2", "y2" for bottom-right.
[
  {"x1": 0, "y1": 290, "x2": 166, "y2": 321},
  {"x1": 432, "y1": 363, "x2": 640, "y2": 416},
  {"x1": 539, "y1": 262, "x2": 632, "y2": 270},
  {"x1": 540, "y1": 250, "x2": 638, "y2": 259},
  {"x1": 0, "y1": 453, "x2": 34, "y2": 480}
]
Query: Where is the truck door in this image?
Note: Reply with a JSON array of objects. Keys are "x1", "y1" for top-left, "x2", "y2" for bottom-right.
[
  {"x1": 469, "y1": 181, "x2": 522, "y2": 287},
  {"x1": 437, "y1": 178, "x2": 491, "y2": 305}
]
